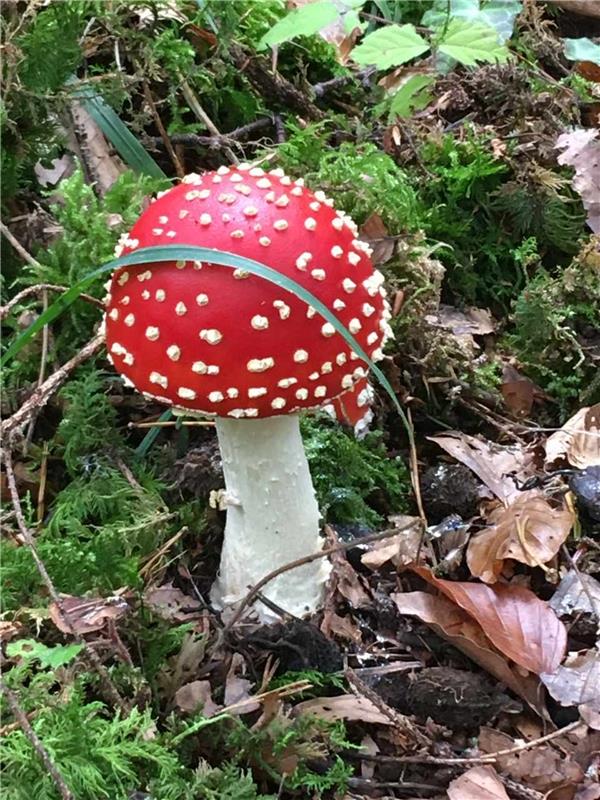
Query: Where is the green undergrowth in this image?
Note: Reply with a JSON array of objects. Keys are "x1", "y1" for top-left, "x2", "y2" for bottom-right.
[
  {"x1": 1, "y1": 649, "x2": 353, "y2": 799},
  {"x1": 302, "y1": 414, "x2": 409, "y2": 527}
]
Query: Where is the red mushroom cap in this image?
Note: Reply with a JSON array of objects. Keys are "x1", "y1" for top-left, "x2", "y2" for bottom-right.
[
  {"x1": 323, "y1": 377, "x2": 374, "y2": 437},
  {"x1": 104, "y1": 165, "x2": 392, "y2": 418}
]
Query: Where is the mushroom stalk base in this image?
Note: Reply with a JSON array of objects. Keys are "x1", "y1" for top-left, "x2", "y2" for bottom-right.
[{"x1": 211, "y1": 415, "x2": 330, "y2": 621}]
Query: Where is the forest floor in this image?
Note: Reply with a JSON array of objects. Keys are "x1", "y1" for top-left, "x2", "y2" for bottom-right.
[{"x1": 1, "y1": 1, "x2": 600, "y2": 799}]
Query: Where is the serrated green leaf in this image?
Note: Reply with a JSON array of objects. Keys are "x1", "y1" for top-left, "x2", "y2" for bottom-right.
[
  {"x1": 388, "y1": 74, "x2": 435, "y2": 118},
  {"x1": 258, "y1": 1, "x2": 339, "y2": 50},
  {"x1": 351, "y1": 24, "x2": 430, "y2": 69},
  {"x1": 7, "y1": 639, "x2": 84, "y2": 670},
  {"x1": 71, "y1": 83, "x2": 166, "y2": 179},
  {"x1": 564, "y1": 37, "x2": 600, "y2": 67},
  {"x1": 437, "y1": 18, "x2": 509, "y2": 65}
]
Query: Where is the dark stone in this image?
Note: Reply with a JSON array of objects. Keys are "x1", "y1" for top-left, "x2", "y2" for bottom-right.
[
  {"x1": 570, "y1": 466, "x2": 600, "y2": 522},
  {"x1": 421, "y1": 464, "x2": 481, "y2": 523}
]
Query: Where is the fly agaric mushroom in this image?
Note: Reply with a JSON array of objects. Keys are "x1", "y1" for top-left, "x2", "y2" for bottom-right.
[
  {"x1": 324, "y1": 377, "x2": 374, "y2": 438},
  {"x1": 103, "y1": 165, "x2": 392, "y2": 620}
]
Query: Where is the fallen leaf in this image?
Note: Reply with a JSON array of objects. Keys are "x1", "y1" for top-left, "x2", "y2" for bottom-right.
[
  {"x1": 34, "y1": 155, "x2": 73, "y2": 187},
  {"x1": 428, "y1": 305, "x2": 495, "y2": 337},
  {"x1": 361, "y1": 517, "x2": 421, "y2": 569},
  {"x1": 412, "y1": 567, "x2": 567, "y2": 674},
  {"x1": 49, "y1": 594, "x2": 128, "y2": 634},
  {"x1": 294, "y1": 694, "x2": 392, "y2": 725},
  {"x1": 550, "y1": 570, "x2": 600, "y2": 620},
  {"x1": 447, "y1": 765, "x2": 509, "y2": 800},
  {"x1": 467, "y1": 492, "x2": 574, "y2": 583},
  {"x1": 174, "y1": 680, "x2": 220, "y2": 716},
  {"x1": 501, "y1": 365, "x2": 539, "y2": 418},
  {"x1": 321, "y1": 610, "x2": 362, "y2": 643},
  {"x1": 359, "y1": 212, "x2": 396, "y2": 265},
  {"x1": 478, "y1": 727, "x2": 583, "y2": 793},
  {"x1": 556, "y1": 129, "x2": 600, "y2": 233},
  {"x1": 70, "y1": 101, "x2": 126, "y2": 195},
  {"x1": 391, "y1": 591, "x2": 544, "y2": 713},
  {"x1": 541, "y1": 648, "x2": 600, "y2": 713},
  {"x1": 224, "y1": 653, "x2": 259, "y2": 714},
  {"x1": 326, "y1": 526, "x2": 372, "y2": 609},
  {"x1": 568, "y1": 405, "x2": 600, "y2": 468},
  {"x1": 428, "y1": 432, "x2": 534, "y2": 505},
  {"x1": 144, "y1": 583, "x2": 201, "y2": 623},
  {"x1": 289, "y1": 0, "x2": 362, "y2": 63}
]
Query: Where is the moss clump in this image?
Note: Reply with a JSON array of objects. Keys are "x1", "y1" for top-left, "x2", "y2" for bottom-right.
[{"x1": 301, "y1": 415, "x2": 409, "y2": 526}]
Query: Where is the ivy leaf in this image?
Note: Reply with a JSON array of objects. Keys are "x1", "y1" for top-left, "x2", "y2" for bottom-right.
[
  {"x1": 437, "y1": 18, "x2": 510, "y2": 66},
  {"x1": 257, "y1": 1, "x2": 339, "y2": 50},
  {"x1": 7, "y1": 639, "x2": 84, "y2": 670},
  {"x1": 388, "y1": 74, "x2": 435, "y2": 118},
  {"x1": 423, "y1": 0, "x2": 521, "y2": 44},
  {"x1": 351, "y1": 24, "x2": 430, "y2": 69},
  {"x1": 564, "y1": 37, "x2": 600, "y2": 67}
]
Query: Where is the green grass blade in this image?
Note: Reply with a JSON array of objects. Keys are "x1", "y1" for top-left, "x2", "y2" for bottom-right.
[
  {"x1": 3, "y1": 244, "x2": 409, "y2": 433},
  {"x1": 135, "y1": 409, "x2": 173, "y2": 459},
  {"x1": 72, "y1": 85, "x2": 166, "y2": 179}
]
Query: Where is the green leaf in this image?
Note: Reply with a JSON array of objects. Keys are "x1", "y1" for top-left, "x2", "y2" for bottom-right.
[
  {"x1": 3, "y1": 244, "x2": 411, "y2": 439},
  {"x1": 564, "y1": 37, "x2": 600, "y2": 66},
  {"x1": 351, "y1": 24, "x2": 430, "y2": 69},
  {"x1": 257, "y1": 1, "x2": 339, "y2": 50},
  {"x1": 437, "y1": 18, "x2": 510, "y2": 65},
  {"x1": 423, "y1": 0, "x2": 521, "y2": 44},
  {"x1": 71, "y1": 83, "x2": 166, "y2": 179},
  {"x1": 388, "y1": 74, "x2": 435, "y2": 118},
  {"x1": 6, "y1": 639, "x2": 84, "y2": 670}
]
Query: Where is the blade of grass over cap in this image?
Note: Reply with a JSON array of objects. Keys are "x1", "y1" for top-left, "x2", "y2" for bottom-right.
[
  {"x1": 70, "y1": 82, "x2": 166, "y2": 179},
  {"x1": 4, "y1": 244, "x2": 410, "y2": 436}
]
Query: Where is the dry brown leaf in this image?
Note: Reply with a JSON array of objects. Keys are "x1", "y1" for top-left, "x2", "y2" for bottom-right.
[
  {"x1": 294, "y1": 694, "x2": 392, "y2": 725},
  {"x1": 289, "y1": 0, "x2": 361, "y2": 63},
  {"x1": 550, "y1": 570, "x2": 600, "y2": 620},
  {"x1": 412, "y1": 567, "x2": 567, "y2": 674},
  {"x1": 224, "y1": 653, "x2": 259, "y2": 714},
  {"x1": 144, "y1": 583, "x2": 200, "y2": 623},
  {"x1": 541, "y1": 648, "x2": 600, "y2": 713},
  {"x1": 467, "y1": 491, "x2": 574, "y2": 583},
  {"x1": 478, "y1": 727, "x2": 583, "y2": 793},
  {"x1": 556, "y1": 129, "x2": 600, "y2": 233},
  {"x1": 391, "y1": 591, "x2": 544, "y2": 713},
  {"x1": 70, "y1": 102, "x2": 126, "y2": 195},
  {"x1": 174, "y1": 680, "x2": 220, "y2": 716},
  {"x1": 327, "y1": 526, "x2": 372, "y2": 608},
  {"x1": 428, "y1": 432, "x2": 534, "y2": 505},
  {"x1": 501, "y1": 365, "x2": 539, "y2": 418},
  {"x1": 49, "y1": 594, "x2": 128, "y2": 634},
  {"x1": 546, "y1": 404, "x2": 600, "y2": 468},
  {"x1": 361, "y1": 517, "x2": 421, "y2": 570},
  {"x1": 429, "y1": 305, "x2": 495, "y2": 337},
  {"x1": 447, "y1": 765, "x2": 509, "y2": 800},
  {"x1": 321, "y1": 610, "x2": 362, "y2": 643},
  {"x1": 359, "y1": 212, "x2": 396, "y2": 265}
]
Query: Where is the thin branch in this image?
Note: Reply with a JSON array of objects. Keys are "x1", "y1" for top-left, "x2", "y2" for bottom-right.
[
  {"x1": 0, "y1": 283, "x2": 104, "y2": 321},
  {"x1": 142, "y1": 79, "x2": 185, "y2": 178},
  {"x1": 1, "y1": 335, "x2": 105, "y2": 439},
  {"x1": 0, "y1": 679, "x2": 74, "y2": 800},
  {"x1": 146, "y1": 117, "x2": 275, "y2": 152},
  {"x1": 1, "y1": 447, "x2": 130, "y2": 714},
  {"x1": 224, "y1": 520, "x2": 419, "y2": 628},
  {"x1": 0, "y1": 220, "x2": 40, "y2": 267}
]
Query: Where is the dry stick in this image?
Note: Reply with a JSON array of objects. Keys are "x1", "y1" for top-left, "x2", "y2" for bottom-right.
[
  {"x1": 2, "y1": 449, "x2": 130, "y2": 714},
  {"x1": 179, "y1": 76, "x2": 239, "y2": 165},
  {"x1": 0, "y1": 219, "x2": 40, "y2": 267},
  {"x1": 142, "y1": 79, "x2": 185, "y2": 178},
  {"x1": 346, "y1": 719, "x2": 584, "y2": 766},
  {"x1": 3, "y1": 450, "x2": 130, "y2": 711},
  {"x1": 0, "y1": 679, "x2": 74, "y2": 800},
  {"x1": 0, "y1": 283, "x2": 105, "y2": 320},
  {"x1": 225, "y1": 521, "x2": 418, "y2": 629},
  {"x1": 1, "y1": 334, "x2": 104, "y2": 439}
]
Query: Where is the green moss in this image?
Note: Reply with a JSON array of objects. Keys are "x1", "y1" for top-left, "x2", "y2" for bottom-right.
[{"x1": 302, "y1": 415, "x2": 409, "y2": 526}]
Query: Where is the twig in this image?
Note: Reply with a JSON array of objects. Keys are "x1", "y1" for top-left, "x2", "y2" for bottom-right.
[
  {"x1": 1, "y1": 335, "x2": 104, "y2": 440},
  {"x1": 178, "y1": 75, "x2": 239, "y2": 165},
  {"x1": 0, "y1": 283, "x2": 104, "y2": 321},
  {"x1": 148, "y1": 117, "x2": 275, "y2": 152},
  {"x1": 312, "y1": 68, "x2": 376, "y2": 98},
  {"x1": 36, "y1": 443, "x2": 49, "y2": 527},
  {"x1": 346, "y1": 667, "x2": 430, "y2": 748},
  {"x1": 345, "y1": 719, "x2": 584, "y2": 766},
  {"x1": 224, "y1": 521, "x2": 418, "y2": 628},
  {"x1": 0, "y1": 679, "x2": 74, "y2": 800},
  {"x1": 0, "y1": 220, "x2": 40, "y2": 267},
  {"x1": 128, "y1": 419, "x2": 215, "y2": 428},
  {"x1": 1, "y1": 448, "x2": 129, "y2": 714},
  {"x1": 142, "y1": 79, "x2": 185, "y2": 178}
]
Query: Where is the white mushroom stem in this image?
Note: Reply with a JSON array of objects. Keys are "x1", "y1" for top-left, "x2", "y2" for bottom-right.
[{"x1": 210, "y1": 415, "x2": 331, "y2": 621}]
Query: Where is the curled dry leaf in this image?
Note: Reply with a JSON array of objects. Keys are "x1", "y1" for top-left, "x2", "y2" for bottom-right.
[
  {"x1": 550, "y1": 569, "x2": 600, "y2": 620},
  {"x1": 547, "y1": 404, "x2": 600, "y2": 469},
  {"x1": 467, "y1": 491, "x2": 574, "y2": 583},
  {"x1": 294, "y1": 694, "x2": 393, "y2": 725},
  {"x1": 174, "y1": 680, "x2": 220, "y2": 716},
  {"x1": 428, "y1": 432, "x2": 534, "y2": 505},
  {"x1": 144, "y1": 583, "x2": 201, "y2": 623},
  {"x1": 224, "y1": 653, "x2": 259, "y2": 714},
  {"x1": 556, "y1": 129, "x2": 600, "y2": 233},
  {"x1": 478, "y1": 727, "x2": 584, "y2": 793},
  {"x1": 361, "y1": 515, "x2": 422, "y2": 570},
  {"x1": 391, "y1": 591, "x2": 544, "y2": 713},
  {"x1": 447, "y1": 765, "x2": 509, "y2": 800},
  {"x1": 359, "y1": 212, "x2": 396, "y2": 265},
  {"x1": 412, "y1": 567, "x2": 567, "y2": 674},
  {"x1": 501, "y1": 364, "x2": 539, "y2": 418},
  {"x1": 541, "y1": 648, "x2": 600, "y2": 715},
  {"x1": 49, "y1": 593, "x2": 128, "y2": 634}
]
